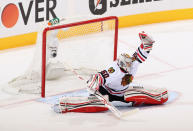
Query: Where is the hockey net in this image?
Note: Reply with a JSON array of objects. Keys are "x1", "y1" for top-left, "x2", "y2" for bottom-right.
[{"x1": 5, "y1": 16, "x2": 118, "y2": 97}]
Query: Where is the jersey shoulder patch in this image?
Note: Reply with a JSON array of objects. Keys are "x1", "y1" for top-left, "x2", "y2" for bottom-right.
[{"x1": 108, "y1": 67, "x2": 115, "y2": 74}]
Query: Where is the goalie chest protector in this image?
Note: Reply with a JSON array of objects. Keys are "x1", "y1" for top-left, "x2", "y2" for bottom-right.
[{"x1": 100, "y1": 61, "x2": 140, "y2": 95}]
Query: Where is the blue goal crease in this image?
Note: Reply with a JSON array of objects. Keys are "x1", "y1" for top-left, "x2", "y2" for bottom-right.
[
  {"x1": 37, "y1": 89, "x2": 89, "y2": 105},
  {"x1": 37, "y1": 89, "x2": 179, "y2": 106}
]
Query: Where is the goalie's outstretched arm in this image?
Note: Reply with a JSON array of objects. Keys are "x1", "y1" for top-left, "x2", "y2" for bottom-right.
[{"x1": 133, "y1": 31, "x2": 155, "y2": 63}]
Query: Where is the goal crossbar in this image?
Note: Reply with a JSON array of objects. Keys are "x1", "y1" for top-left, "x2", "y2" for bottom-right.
[{"x1": 41, "y1": 16, "x2": 119, "y2": 97}]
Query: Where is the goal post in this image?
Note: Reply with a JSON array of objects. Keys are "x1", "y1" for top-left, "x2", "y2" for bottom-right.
[
  {"x1": 4, "y1": 16, "x2": 119, "y2": 97},
  {"x1": 41, "y1": 16, "x2": 118, "y2": 97}
]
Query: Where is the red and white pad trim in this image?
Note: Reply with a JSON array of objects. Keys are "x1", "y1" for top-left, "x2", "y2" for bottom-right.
[
  {"x1": 59, "y1": 96, "x2": 108, "y2": 113},
  {"x1": 124, "y1": 89, "x2": 168, "y2": 105}
]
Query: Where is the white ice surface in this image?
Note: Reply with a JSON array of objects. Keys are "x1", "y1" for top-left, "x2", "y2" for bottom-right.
[{"x1": 1, "y1": 19, "x2": 193, "y2": 131}]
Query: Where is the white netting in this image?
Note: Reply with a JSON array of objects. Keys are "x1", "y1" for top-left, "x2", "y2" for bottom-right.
[{"x1": 4, "y1": 16, "x2": 118, "y2": 95}]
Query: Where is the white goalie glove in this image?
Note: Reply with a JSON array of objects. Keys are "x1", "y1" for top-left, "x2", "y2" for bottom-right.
[
  {"x1": 139, "y1": 31, "x2": 155, "y2": 52},
  {"x1": 133, "y1": 31, "x2": 155, "y2": 63},
  {"x1": 87, "y1": 73, "x2": 103, "y2": 94}
]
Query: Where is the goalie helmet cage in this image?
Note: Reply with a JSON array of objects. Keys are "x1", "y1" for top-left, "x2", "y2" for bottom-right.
[{"x1": 41, "y1": 16, "x2": 118, "y2": 97}]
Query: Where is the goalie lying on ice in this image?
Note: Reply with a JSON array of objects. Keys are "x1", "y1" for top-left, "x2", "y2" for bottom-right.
[{"x1": 53, "y1": 31, "x2": 168, "y2": 113}]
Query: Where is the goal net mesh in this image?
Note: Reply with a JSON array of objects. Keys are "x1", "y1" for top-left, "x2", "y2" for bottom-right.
[{"x1": 5, "y1": 16, "x2": 118, "y2": 97}]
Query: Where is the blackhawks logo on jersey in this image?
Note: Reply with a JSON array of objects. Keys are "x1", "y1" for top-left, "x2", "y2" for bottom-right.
[
  {"x1": 108, "y1": 67, "x2": 115, "y2": 73},
  {"x1": 121, "y1": 74, "x2": 133, "y2": 86}
]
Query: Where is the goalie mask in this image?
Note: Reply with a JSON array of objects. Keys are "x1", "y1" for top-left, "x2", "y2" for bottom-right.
[{"x1": 117, "y1": 53, "x2": 133, "y2": 73}]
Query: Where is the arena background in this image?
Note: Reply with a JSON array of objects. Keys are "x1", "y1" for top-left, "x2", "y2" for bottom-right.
[{"x1": 0, "y1": 0, "x2": 193, "y2": 50}]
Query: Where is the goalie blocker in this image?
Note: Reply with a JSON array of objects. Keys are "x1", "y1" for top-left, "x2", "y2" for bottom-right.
[{"x1": 53, "y1": 86, "x2": 168, "y2": 113}]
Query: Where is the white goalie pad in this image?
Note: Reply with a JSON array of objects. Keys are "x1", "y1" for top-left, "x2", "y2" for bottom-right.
[
  {"x1": 55, "y1": 96, "x2": 108, "y2": 113},
  {"x1": 124, "y1": 86, "x2": 168, "y2": 105}
]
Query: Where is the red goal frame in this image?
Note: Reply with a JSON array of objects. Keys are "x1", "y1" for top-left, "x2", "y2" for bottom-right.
[{"x1": 41, "y1": 16, "x2": 119, "y2": 97}]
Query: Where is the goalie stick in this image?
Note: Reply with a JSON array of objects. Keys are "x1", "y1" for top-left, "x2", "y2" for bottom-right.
[
  {"x1": 94, "y1": 90, "x2": 139, "y2": 119},
  {"x1": 66, "y1": 64, "x2": 139, "y2": 119}
]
